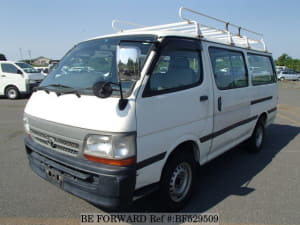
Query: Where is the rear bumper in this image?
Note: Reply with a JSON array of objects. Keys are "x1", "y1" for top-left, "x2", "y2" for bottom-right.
[{"x1": 24, "y1": 136, "x2": 136, "y2": 209}]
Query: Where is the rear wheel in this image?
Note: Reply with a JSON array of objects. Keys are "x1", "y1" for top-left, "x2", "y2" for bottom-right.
[
  {"x1": 159, "y1": 150, "x2": 195, "y2": 211},
  {"x1": 247, "y1": 119, "x2": 265, "y2": 152},
  {"x1": 5, "y1": 86, "x2": 19, "y2": 99}
]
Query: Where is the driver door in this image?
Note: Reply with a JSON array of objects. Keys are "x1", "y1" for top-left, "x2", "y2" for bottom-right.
[{"x1": 135, "y1": 38, "x2": 214, "y2": 188}]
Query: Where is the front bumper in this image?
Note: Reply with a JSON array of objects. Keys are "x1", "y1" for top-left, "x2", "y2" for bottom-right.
[
  {"x1": 24, "y1": 136, "x2": 136, "y2": 209},
  {"x1": 28, "y1": 82, "x2": 41, "y2": 93}
]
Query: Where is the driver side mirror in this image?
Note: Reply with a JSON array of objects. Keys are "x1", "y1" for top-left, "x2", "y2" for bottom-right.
[
  {"x1": 117, "y1": 45, "x2": 141, "y2": 81},
  {"x1": 17, "y1": 69, "x2": 23, "y2": 75}
]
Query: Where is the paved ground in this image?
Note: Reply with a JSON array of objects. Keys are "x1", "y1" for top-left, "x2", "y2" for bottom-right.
[{"x1": 0, "y1": 82, "x2": 299, "y2": 225}]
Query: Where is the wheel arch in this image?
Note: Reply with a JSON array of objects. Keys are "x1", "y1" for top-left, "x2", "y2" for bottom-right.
[
  {"x1": 4, "y1": 84, "x2": 19, "y2": 93},
  {"x1": 160, "y1": 137, "x2": 200, "y2": 180},
  {"x1": 258, "y1": 112, "x2": 267, "y2": 126},
  {"x1": 250, "y1": 112, "x2": 267, "y2": 136}
]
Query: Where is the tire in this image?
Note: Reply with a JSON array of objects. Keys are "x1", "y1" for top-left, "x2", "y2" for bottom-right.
[
  {"x1": 247, "y1": 119, "x2": 265, "y2": 153},
  {"x1": 159, "y1": 151, "x2": 196, "y2": 211},
  {"x1": 5, "y1": 86, "x2": 20, "y2": 99}
]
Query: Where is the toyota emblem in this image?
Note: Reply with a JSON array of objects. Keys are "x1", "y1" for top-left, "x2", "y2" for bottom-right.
[{"x1": 47, "y1": 137, "x2": 56, "y2": 148}]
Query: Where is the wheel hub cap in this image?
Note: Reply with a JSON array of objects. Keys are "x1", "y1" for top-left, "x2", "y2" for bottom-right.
[
  {"x1": 169, "y1": 162, "x2": 192, "y2": 202},
  {"x1": 8, "y1": 90, "x2": 17, "y2": 98}
]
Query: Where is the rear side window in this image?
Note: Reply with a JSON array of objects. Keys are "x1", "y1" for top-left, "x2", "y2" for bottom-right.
[
  {"x1": 247, "y1": 54, "x2": 276, "y2": 85},
  {"x1": 1, "y1": 63, "x2": 19, "y2": 74},
  {"x1": 209, "y1": 47, "x2": 248, "y2": 90}
]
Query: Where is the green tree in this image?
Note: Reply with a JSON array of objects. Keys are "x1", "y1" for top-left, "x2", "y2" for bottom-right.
[
  {"x1": 275, "y1": 53, "x2": 291, "y2": 66},
  {"x1": 275, "y1": 54, "x2": 300, "y2": 71}
]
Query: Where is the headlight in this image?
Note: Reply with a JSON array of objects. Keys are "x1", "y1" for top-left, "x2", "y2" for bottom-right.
[
  {"x1": 23, "y1": 116, "x2": 30, "y2": 134},
  {"x1": 113, "y1": 134, "x2": 136, "y2": 159},
  {"x1": 84, "y1": 133, "x2": 136, "y2": 166},
  {"x1": 84, "y1": 135, "x2": 113, "y2": 158}
]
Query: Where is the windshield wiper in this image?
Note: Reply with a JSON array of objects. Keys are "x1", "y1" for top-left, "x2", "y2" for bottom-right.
[
  {"x1": 33, "y1": 84, "x2": 82, "y2": 97},
  {"x1": 33, "y1": 85, "x2": 51, "y2": 94},
  {"x1": 59, "y1": 89, "x2": 81, "y2": 98},
  {"x1": 47, "y1": 84, "x2": 74, "y2": 89},
  {"x1": 51, "y1": 84, "x2": 86, "y2": 97}
]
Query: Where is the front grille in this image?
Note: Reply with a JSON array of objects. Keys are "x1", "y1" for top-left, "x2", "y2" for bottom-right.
[{"x1": 30, "y1": 128, "x2": 80, "y2": 156}]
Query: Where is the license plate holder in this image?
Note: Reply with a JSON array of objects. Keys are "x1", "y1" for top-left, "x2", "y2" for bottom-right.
[{"x1": 45, "y1": 167, "x2": 64, "y2": 187}]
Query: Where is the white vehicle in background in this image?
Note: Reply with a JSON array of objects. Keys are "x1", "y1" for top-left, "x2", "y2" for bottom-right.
[
  {"x1": 23, "y1": 7, "x2": 278, "y2": 210},
  {"x1": 275, "y1": 66, "x2": 287, "y2": 74},
  {"x1": 277, "y1": 70, "x2": 300, "y2": 81},
  {"x1": 0, "y1": 61, "x2": 44, "y2": 99},
  {"x1": 48, "y1": 61, "x2": 59, "y2": 73},
  {"x1": 34, "y1": 66, "x2": 49, "y2": 75}
]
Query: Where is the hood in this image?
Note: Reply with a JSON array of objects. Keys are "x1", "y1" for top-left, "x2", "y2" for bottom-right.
[
  {"x1": 26, "y1": 73, "x2": 45, "y2": 80},
  {"x1": 24, "y1": 91, "x2": 136, "y2": 132}
]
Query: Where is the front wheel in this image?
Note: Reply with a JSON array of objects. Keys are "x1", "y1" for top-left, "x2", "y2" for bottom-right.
[
  {"x1": 5, "y1": 87, "x2": 19, "y2": 99},
  {"x1": 159, "y1": 151, "x2": 195, "y2": 211}
]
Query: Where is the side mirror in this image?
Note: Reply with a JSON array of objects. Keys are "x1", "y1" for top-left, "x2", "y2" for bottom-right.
[
  {"x1": 17, "y1": 69, "x2": 23, "y2": 75},
  {"x1": 93, "y1": 81, "x2": 113, "y2": 98},
  {"x1": 117, "y1": 45, "x2": 141, "y2": 81}
]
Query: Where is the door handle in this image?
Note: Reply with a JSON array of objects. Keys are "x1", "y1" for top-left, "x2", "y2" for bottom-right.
[
  {"x1": 1, "y1": 75, "x2": 6, "y2": 77},
  {"x1": 200, "y1": 95, "x2": 208, "y2": 101},
  {"x1": 218, "y1": 97, "x2": 222, "y2": 111}
]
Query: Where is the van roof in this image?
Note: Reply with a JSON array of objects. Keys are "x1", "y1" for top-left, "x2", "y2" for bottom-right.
[
  {"x1": 0, "y1": 61, "x2": 17, "y2": 64},
  {"x1": 88, "y1": 7, "x2": 268, "y2": 53},
  {"x1": 0, "y1": 61, "x2": 32, "y2": 65}
]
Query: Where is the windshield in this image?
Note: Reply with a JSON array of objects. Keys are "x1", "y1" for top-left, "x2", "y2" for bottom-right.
[
  {"x1": 16, "y1": 62, "x2": 39, "y2": 73},
  {"x1": 41, "y1": 35, "x2": 156, "y2": 96}
]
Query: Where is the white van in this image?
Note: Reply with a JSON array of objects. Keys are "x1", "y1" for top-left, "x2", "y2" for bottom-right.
[
  {"x1": 0, "y1": 61, "x2": 44, "y2": 99},
  {"x1": 23, "y1": 8, "x2": 277, "y2": 210},
  {"x1": 34, "y1": 66, "x2": 49, "y2": 76}
]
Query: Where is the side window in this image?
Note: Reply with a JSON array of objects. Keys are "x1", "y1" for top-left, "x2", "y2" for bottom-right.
[
  {"x1": 1, "y1": 64, "x2": 19, "y2": 74},
  {"x1": 247, "y1": 54, "x2": 275, "y2": 85},
  {"x1": 209, "y1": 47, "x2": 248, "y2": 90},
  {"x1": 149, "y1": 50, "x2": 201, "y2": 93}
]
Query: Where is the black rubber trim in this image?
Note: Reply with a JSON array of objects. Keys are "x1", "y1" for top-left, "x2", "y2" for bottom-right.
[
  {"x1": 136, "y1": 152, "x2": 166, "y2": 170},
  {"x1": 267, "y1": 107, "x2": 277, "y2": 113},
  {"x1": 200, "y1": 115, "x2": 258, "y2": 143},
  {"x1": 251, "y1": 96, "x2": 272, "y2": 105}
]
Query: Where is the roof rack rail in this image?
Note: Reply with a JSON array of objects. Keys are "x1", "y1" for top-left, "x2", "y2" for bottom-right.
[
  {"x1": 112, "y1": 20, "x2": 146, "y2": 32},
  {"x1": 112, "y1": 7, "x2": 267, "y2": 52}
]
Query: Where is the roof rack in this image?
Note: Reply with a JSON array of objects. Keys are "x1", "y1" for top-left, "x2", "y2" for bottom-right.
[{"x1": 112, "y1": 7, "x2": 267, "y2": 52}]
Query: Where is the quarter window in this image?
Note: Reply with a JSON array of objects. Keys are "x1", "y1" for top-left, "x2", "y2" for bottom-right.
[
  {"x1": 149, "y1": 50, "x2": 201, "y2": 93},
  {"x1": 1, "y1": 64, "x2": 19, "y2": 74},
  {"x1": 209, "y1": 47, "x2": 248, "y2": 90},
  {"x1": 247, "y1": 54, "x2": 276, "y2": 85}
]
